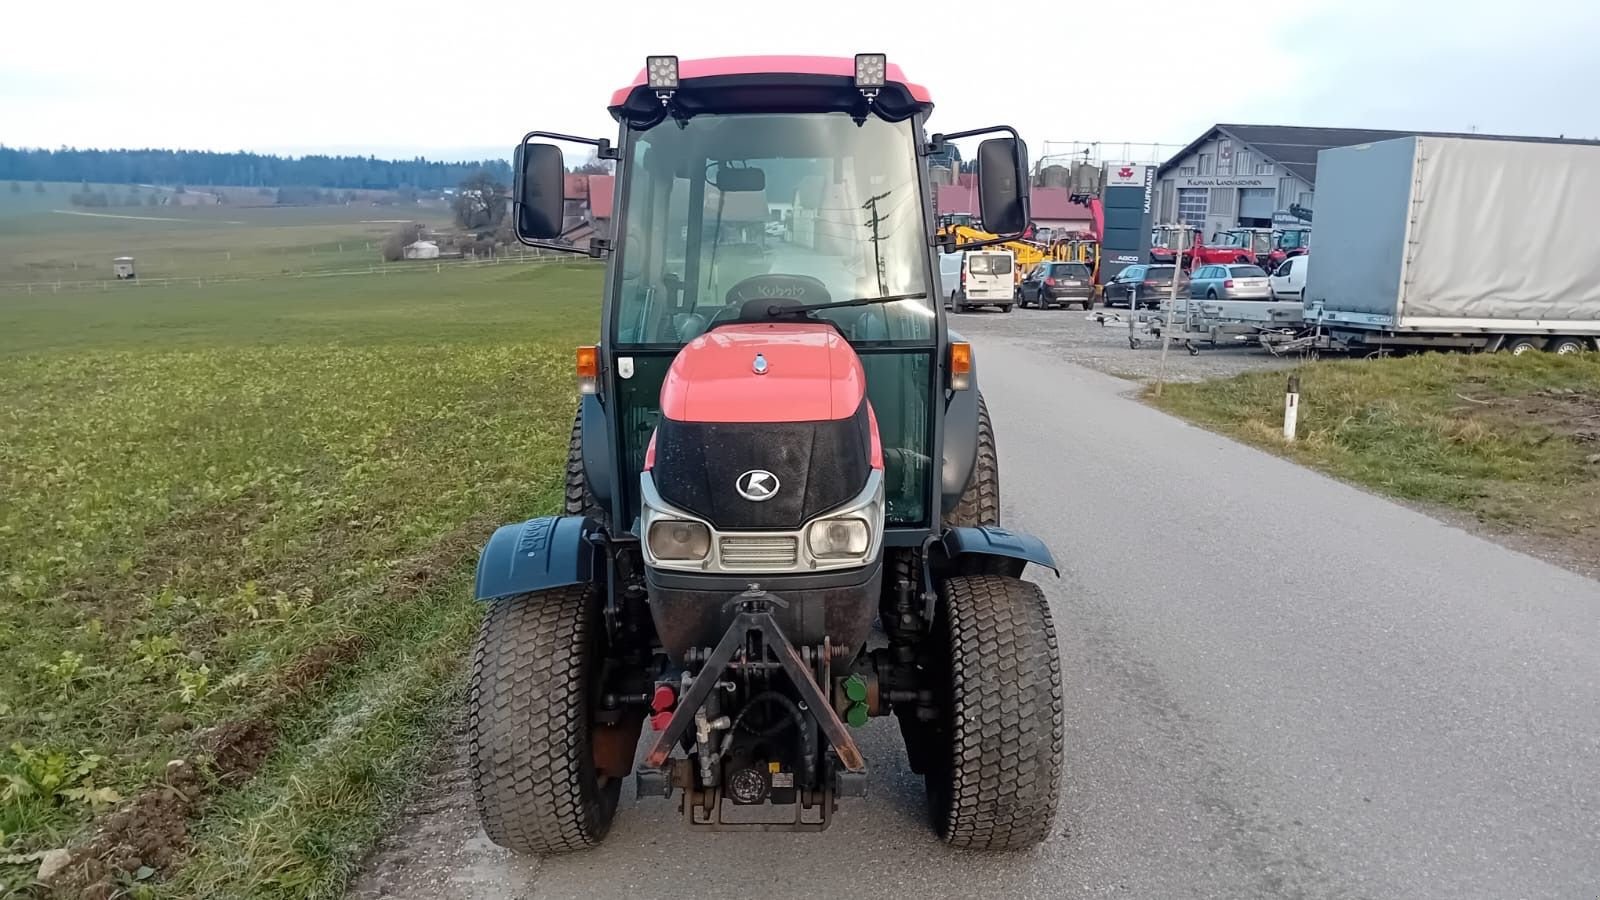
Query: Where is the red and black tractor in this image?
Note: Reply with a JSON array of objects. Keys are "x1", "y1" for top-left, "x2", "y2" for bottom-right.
[{"x1": 471, "y1": 55, "x2": 1063, "y2": 852}]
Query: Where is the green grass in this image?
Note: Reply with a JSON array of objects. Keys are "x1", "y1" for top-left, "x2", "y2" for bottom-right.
[
  {"x1": 1148, "y1": 352, "x2": 1600, "y2": 541},
  {"x1": 0, "y1": 262, "x2": 602, "y2": 897},
  {"x1": 0, "y1": 183, "x2": 457, "y2": 285}
]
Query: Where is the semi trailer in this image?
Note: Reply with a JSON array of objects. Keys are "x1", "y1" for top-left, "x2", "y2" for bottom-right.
[{"x1": 1299, "y1": 134, "x2": 1600, "y2": 354}]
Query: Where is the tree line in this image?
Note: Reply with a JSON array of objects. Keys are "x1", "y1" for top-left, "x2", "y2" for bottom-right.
[{"x1": 0, "y1": 146, "x2": 512, "y2": 191}]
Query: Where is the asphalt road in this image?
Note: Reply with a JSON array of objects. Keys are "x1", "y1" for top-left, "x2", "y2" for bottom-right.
[{"x1": 352, "y1": 326, "x2": 1600, "y2": 900}]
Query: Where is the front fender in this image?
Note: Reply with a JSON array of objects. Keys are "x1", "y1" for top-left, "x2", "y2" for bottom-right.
[
  {"x1": 940, "y1": 525, "x2": 1059, "y2": 578},
  {"x1": 474, "y1": 515, "x2": 600, "y2": 602},
  {"x1": 940, "y1": 332, "x2": 981, "y2": 516}
]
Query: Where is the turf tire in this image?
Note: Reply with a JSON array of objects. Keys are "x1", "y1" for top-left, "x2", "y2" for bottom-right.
[
  {"x1": 946, "y1": 393, "x2": 1000, "y2": 528},
  {"x1": 563, "y1": 408, "x2": 607, "y2": 527},
  {"x1": 470, "y1": 585, "x2": 619, "y2": 854},
  {"x1": 925, "y1": 574, "x2": 1063, "y2": 850}
]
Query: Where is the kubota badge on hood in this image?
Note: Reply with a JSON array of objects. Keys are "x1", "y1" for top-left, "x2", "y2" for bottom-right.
[{"x1": 736, "y1": 469, "x2": 780, "y2": 501}]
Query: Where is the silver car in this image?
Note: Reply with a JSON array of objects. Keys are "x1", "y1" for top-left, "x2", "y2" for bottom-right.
[{"x1": 1188, "y1": 263, "x2": 1272, "y2": 300}]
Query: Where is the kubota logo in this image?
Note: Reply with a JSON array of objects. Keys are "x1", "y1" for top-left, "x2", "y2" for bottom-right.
[{"x1": 736, "y1": 469, "x2": 780, "y2": 502}]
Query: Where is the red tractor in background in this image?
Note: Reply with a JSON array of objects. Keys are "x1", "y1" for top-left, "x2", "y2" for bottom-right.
[
  {"x1": 1265, "y1": 227, "x2": 1312, "y2": 270},
  {"x1": 475, "y1": 54, "x2": 1063, "y2": 854}
]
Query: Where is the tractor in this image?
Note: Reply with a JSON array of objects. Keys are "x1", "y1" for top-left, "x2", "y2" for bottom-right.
[{"x1": 470, "y1": 54, "x2": 1064, "y2": 853}]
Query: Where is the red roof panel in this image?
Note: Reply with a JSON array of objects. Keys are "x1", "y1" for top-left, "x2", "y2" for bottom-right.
[{"x1": 610, "y1": 56, "x2": 931, "y2": 107}]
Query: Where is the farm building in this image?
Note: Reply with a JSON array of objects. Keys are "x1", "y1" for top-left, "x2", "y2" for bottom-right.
[
  {"x1": 403, "y1": 240, "x2": 440, "y2": 260},
  {"x1": 1153, "y1": 123, "x2": 1598, "y2": 236}
]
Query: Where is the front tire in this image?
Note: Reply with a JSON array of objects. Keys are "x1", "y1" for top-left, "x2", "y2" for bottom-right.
[
  {"x1": 924, "y1": 575, "x2": 1063, "y2": 850},
  {"x1": 564, "y1": 408, "x2": 607, "y2": 526},
  {"x1": 470, "y1": 586, "x2": 620, "y2": 854},
  {"x1": 1506, "y1": 336, "x2": 1543, "y2": 356}
]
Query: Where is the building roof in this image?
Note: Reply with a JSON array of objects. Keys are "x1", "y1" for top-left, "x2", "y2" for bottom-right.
[
  {"x1": 937, "y1": 184, "x2": 1091, "y2": 223},
  {"x1": 1159, "y1": 124, "x2": 1600, "y2": 185},
  {"x1": 588, "y1": 174, "x2": 614, "y2": 219}
]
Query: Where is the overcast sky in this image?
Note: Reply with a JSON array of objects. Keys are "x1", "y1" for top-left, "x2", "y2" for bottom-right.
[{"x1": 4, "y1": 0, "x2": 1598, "y2": 163}]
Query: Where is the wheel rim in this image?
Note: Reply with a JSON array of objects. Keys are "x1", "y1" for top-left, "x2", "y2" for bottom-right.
[{"x1": 1555, "y1": 341, "x2": 1582, "y2": 355}]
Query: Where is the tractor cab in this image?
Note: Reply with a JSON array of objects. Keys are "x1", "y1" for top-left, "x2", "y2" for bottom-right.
[{"x1": 473, "y1": 55, "x2": 1062, "y2": 851}]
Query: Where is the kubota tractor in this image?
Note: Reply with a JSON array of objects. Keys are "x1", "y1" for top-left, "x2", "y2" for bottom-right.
[{"x1": 471, "y1": 55, "x2": 1063, "y2": 853}]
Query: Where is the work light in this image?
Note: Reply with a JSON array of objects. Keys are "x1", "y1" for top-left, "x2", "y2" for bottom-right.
[
  {"x1": 853, "y1": 53, "x2": 887, "y2": 89},
  {"x1": 646, "y1": 55, "x2": 679, "y2": 90}
]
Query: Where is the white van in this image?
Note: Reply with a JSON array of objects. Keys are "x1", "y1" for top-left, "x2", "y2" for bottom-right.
[
  {"x1": 940, "y1": 249, "x2": 1015, "y2": 313},
  {"x1": 1269, "y1": 254, "x2": 1309, "y2": 300}
]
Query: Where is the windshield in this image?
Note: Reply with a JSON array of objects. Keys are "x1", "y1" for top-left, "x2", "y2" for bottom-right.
[
  {"x1": 1211, "y1": 232, "x2": 1248, "y2": 248},
  {"x1": 1249, "y1": 232, "x2": 1272, "y2": 252},
  {"x1": 1144, "y1": 266, "x2": 1178, "y2": 283},
  {"x1": 1055, "y1": 263, "x2": 1091, "y2": 278},
  {"x1": 1230, "y1": 265, "x2": 1268, "y2": 277},
  {"x1": 1278, "y1": 230, "x2": 1309, "y2": 249},
  {"x1": 613, "y1": 112, "x2": 934, "y2": 346}
]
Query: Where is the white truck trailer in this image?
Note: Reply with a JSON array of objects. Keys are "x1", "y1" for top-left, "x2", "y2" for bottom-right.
[{"x1": 1303, "y1": 135, "x2": 1600, "y2": 354}]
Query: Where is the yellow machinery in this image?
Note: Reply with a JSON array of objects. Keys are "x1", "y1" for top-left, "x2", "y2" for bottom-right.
[{"x1": 937, "y1": 221, "x2": 1087, "y2": 284}]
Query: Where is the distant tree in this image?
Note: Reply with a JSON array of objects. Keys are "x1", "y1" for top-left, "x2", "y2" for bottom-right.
[
  {"x1": 7, "y1": 181, "x2": 19, "y2": 194},
  {"x1": 453, "y1": 170, "x2": 506, "y2": 230},
  {"x1": 571, "y1": 155, "x2": 613, "y2": 175}
]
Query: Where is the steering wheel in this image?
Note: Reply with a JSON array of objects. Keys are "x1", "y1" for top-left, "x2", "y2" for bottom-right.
[{"x1": 708, "y1": 274, "x2": 834, "y2": 326}]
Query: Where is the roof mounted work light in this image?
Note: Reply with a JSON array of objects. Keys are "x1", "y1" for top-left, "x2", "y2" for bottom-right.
[
  {"x1": 646, "y1": 55, "x2": 679, "y2": 103},
  {"x1": 853, "y1": 53, "x2": 887, "y2": 95}
]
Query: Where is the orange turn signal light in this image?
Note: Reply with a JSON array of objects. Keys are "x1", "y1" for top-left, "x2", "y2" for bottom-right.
[
  {"x1": 949, "y1": 341, "x2": 972, "y2": 391},
  {"x1": 576, "y1": 345, "x2": 599, "y2": 394}
]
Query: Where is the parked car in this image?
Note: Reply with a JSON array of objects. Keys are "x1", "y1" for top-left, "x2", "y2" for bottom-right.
[
  {"x1": 940, "y1": 249, "x2": 1015, "y2": 312},
  {"x1": 1020, "y1": 261, "x2": 1094, "y2": 309},
  {"x1": 1103, "y1": 264, "x2": 1188, "y2": 308},
  {"x1": 1189, "y1": 263, "x2": 1272, "y2": 300},
  {"x1": 1269, "y1": 255, "x2": 1309, "y2": 300}
]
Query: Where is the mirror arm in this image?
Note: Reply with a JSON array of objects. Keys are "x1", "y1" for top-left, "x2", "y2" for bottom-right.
[
  {"x1": 930, "y1": 125, "x2": 1024, "y2": 144},
  {"x1": 522, "y1": 131, "x2": 618, "y2": 160},
  {"x1": 515, "y1": 236, "x2": 610, "y2": 259}
]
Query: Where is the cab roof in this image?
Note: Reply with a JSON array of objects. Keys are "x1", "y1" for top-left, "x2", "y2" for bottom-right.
[{"x1": 608, "y1": 55, "x2": 932, "y2": 123}]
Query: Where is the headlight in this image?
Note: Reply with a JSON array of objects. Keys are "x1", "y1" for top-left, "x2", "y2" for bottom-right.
[
  {"x1": 648, "y1": 519, "x2": 711, "y2": 560},
  {"x1": 806, "y1": 517, "x2": 871, "y2": 559}
]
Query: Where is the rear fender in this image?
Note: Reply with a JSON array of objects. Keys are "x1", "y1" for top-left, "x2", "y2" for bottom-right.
[
  {"x1": 937, "y1": 525, "x2": 1059, "y2": 579},
  {"x1": 474, "y1": 515, "x2": 601, "y2": 602},
  {"x1": 940, "y1": 331, "x2": 981, "y2": 516}
]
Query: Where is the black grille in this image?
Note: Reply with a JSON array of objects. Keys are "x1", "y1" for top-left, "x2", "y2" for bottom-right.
[{"x1": 653, "y1": 401, "x2": 872, "y2": 530}]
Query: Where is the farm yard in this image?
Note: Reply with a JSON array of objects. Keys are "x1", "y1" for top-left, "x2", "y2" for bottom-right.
[{"x1": 0, "y1": 199, "x2": 603, "y2": 897}]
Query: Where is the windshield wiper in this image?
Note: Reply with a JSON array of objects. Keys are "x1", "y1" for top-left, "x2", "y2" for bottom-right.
[{"x1": 752, "y1": 291, "x2": 927, "y2": 319}]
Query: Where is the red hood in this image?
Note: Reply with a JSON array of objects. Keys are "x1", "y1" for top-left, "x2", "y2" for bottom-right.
[{"x1": 659, "y1": 323, "x2": 866, "y2": 424}]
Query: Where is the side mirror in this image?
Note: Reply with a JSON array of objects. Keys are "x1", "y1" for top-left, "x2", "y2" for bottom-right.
[
  {"x1": 976, "y1": 136, "x2": 1029, "y2": 236},
  {"x1": 515, "y1": 143, "x2": 565, "y2": 241}
]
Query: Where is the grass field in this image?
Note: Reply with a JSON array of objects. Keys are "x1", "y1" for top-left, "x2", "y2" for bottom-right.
[
  {"x1": 1149, "y1": 352, "x2": 1600, "y2": 568},
  {"x1": 0, "y1": 261, "x2": 603, "y2": 898},
  {"x1": 0, "y1": 182, "x2": 458, "y2": 286}
]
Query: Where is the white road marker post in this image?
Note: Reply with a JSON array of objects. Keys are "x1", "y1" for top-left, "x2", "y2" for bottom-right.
[{"x1": 1284, "y1": 372, "x2": 1300, "y2": 441}]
